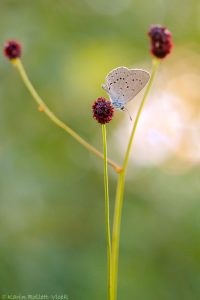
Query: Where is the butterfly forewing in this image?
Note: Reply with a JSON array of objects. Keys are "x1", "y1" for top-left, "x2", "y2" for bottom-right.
[{"x1": 104, "y1": 67, "x2": 150, "y2": 107}]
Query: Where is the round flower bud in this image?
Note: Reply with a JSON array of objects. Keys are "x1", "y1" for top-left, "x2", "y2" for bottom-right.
[
  {"x1": 92, "y1": 97, "x2": 114, "y2": 124},
  {"x1": 148, "y1": 25, "x2": 173, "y2": 59},
  {"x1": 3, "y1": 40, "x2": 22, "y2": 60}
]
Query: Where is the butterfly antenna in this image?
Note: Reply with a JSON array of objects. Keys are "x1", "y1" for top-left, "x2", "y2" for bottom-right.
[
  {"x1": 102, "y1": 83, "x2": 109, "y2": 93},
  {"x1": 122, "y1": 107, "x2": 132, "y2": 121}
]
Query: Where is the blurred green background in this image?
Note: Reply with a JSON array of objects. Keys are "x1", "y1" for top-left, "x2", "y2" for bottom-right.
[{"x1": 1, "y1": 0, "x2": 200, "y2": 299}]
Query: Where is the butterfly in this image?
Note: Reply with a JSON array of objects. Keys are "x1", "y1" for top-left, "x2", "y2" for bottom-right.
[{"x1": 102, "y1": 66, "x2": 150, "y2": 117}]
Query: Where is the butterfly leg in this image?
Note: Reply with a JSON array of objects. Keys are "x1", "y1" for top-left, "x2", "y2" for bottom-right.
[{"x1": 121, "y1": 106, "x2": 132, "y2": 121}]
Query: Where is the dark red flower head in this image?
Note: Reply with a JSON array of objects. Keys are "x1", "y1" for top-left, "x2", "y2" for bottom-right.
[
  {"x1": 148, "y1": 25, "x2": 173, "y2": 59},
  {"x1": 92, "y1": 97, "x2": 114, "y2": 124},
  {"x1": 3, "y1": 40, "x2": 22, "y2": 60}
]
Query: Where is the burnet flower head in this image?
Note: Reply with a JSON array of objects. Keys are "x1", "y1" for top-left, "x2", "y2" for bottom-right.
[
  {"x1": 3, "y1": 40, "x2": 22, "y2": 60},
  {"x1": 92, "y1": 97, "x2": 114, "y2": 124},
  {"x1": 148, "y1": 25, "x2": 173, "y2": 59}
]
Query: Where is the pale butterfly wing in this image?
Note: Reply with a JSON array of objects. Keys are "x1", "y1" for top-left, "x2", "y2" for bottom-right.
[{"x1": 102, "y1": 67, "x2": 150, "y2": 109}]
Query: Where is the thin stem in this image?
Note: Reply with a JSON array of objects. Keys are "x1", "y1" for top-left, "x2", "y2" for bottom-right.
[
  {"x1": 110, "y1": 172, "x2": 124, "y2": 300},
  {"x1": 123, "y1": 58, "x2": 160, "y2": 171},
  {"x1": 111, "y1": 58, "x2": 160, "y2": 300},
  {"x1": 11, "y1": 58, "x2": 121, "y2": 174},
  {"x1": 102, "y1": 124, "x2": 112, "y2": 300}
]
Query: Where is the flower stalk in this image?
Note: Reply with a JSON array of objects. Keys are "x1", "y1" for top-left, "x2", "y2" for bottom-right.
[
  {"x1": 102, "y1": 124, "x2": 112, "y2": 300},
  {"x1": 111, "y1": 58, "x2": 160, "y2": 300},
  {"x1": 11, "y1": 58, "x2": 121, "y2": 173}
]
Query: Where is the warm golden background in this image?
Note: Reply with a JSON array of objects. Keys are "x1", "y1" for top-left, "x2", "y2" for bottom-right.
[{"x1": 1, "y1": 0, "x2": 200, "y2": 299}]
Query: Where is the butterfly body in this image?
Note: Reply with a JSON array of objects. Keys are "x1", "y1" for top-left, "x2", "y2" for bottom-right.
[
  {"x1": 102, "y1": 66, "x2": 150, "y2": 110},
  {"x1": 110, "y1": 97, "x2": 125, "y2": 110}
]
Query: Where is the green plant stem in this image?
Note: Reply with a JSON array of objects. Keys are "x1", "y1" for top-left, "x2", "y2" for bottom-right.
[
  {"x1": 111, "y1": 58, "x2": 160, "y2": 300},
  {"x1": 11, "y1": 58, "x2": 122, "y2": 174},
  {"x1": 102, "y1": 124, "x2": 112, "y2": 300},
  {"x1": 123, "y1": 58, "x2": 160, "y2": 172},
  {"x1": 110, "y1": 171, "x2": 124, "y2": 300}
]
